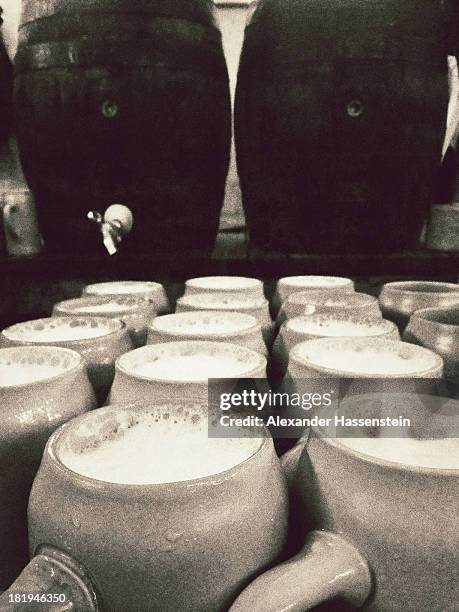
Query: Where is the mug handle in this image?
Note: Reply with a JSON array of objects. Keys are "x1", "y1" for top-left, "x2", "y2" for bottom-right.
[
  {"x1": 0, "y1": 546, "x2": 99, "y2": 611},
  {"x1": 229, "y1": 530, "x2": 372, "y2": 611},
  {"x1": 2, "y1": 202, "x2": 20, "y2": 241},
  {"x1": 229, "y1": 439, "x2": 373, "y2": 611}
]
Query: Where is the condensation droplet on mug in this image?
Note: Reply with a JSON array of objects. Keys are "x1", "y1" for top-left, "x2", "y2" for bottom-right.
[{"x1": 72, "y1": 517, "x2": 81, "y2": 528}]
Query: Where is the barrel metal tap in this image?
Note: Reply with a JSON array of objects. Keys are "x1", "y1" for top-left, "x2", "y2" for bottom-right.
[{"x1": 87, "y1": 204, "x2": 133, "y2": 255}]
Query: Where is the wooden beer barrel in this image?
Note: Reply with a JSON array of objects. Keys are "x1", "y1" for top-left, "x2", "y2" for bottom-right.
[
  {"x1": 14, "y1": 0, "x2": 231, "y2": 255},
  {"x1": 235, "y1": 0, "x2": 455, "y2": 253},
  {"x1": 0, "y1": 14, "x2": 13, "y2": 146}
]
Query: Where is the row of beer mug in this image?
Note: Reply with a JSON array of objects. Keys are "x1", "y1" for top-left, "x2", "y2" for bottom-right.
[{"x1": 0, "y1": 276, "x2": 458, "y2": 611}]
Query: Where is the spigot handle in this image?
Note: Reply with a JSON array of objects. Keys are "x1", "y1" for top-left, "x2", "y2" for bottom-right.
[
  {"x1": 87, "y1": 204, "x2": 133, "y2": 255},
  {"x1": 103, "y1": 204, "x2": 133, "y2": 235}
]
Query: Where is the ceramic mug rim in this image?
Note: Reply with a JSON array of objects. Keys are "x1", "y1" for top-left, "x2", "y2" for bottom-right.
[
  {"x1": 381, "y1": 281, "x2": 459, "y2": 296},
  {"x1": 0, "y1": 345, "x2": 85, "y2": 389},
  {"x1": 285, "y1": 290, "x2": 376, "y2": 307},
  {"x1": 177, "y1": 293, "x2": 269, "y2": 312},
  {"x1": 53, "y1": 296, "x2": 154, "y2": 317},
  {"x1": 185, "y1": 276, "x2": 263, "y2": 292},
  {"x1": 149, "y1": 311, "x2": 261, "y2": 340},
  {"x1": 410, "y1": 306, "x2": 459, "y2": 331},
  {"x1": 116, "y1": 341, "x2": 267, "y2": 384},
  {"x1": 284, "y1": 315, "x2": 397, "y2": 338},
  {"x1": 84, "y1": 281, "x2": 164, "y2": 297},
  {"x1": 47, "y1": 400, "x2": 269, "y2": 490},
  {"x1": 277, "y1": 276, "x2": 354, "y2": 290},
  {"x1": 2, "y1": 317, "x2": 127, "y2": 346},
  {"x1": 289, "y1": 338, "x2": 443, "y2": 378},
  {"x1": 313, "y1": 423, "x2": 459, "y2": 477}
]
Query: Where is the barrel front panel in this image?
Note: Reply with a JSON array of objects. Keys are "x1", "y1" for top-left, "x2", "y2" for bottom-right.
[
  {"x1": 235, "y1": 0, "x2": 450, "y2": 253},
  {"x1": 14, "y1": 5, "x2": 231, "y2": 254}
]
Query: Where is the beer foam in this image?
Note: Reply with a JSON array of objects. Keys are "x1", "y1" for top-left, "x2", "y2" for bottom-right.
[
  {"x1": 75, "y1": 303, "x2": 133, "y2": 313},
  {"x1": 280, "y1": 276, "x2": 352, "y2": 288},
  {"x1": 338, "y1": 436, "x2": 459, "y2": 470},
  {"x1": 179, "y1": 293, "x2": 266, "y2": 310},
  {"x1": 119, "y1": 342, "x2": 265, "y2": 382},
  {"x1": 85, "y1": 281, "x2": 162, "y2": 295},
  {"x1": 288, "y1": 291, "x2": 373, "y2": 307},
  {"x1": 4, "y1": 318, "x2": 117, "y2": 342},
  {"x1": 294, "y1": 339, "x2": 440, "y2": 375},
  {"x1": 54, "y1": 298, "x2": 154, "y2": 322},
  {"x1": 0, "y1": 363, "x2": 62, "y2": 386},
  {"x1": 187, "y1": 276, "x2": 261, "y2": 290},
  {"x1": 153, "y1": 312, "x2": 257, "y2": 337},
  {"x1": 386, "y1": 281, "x2": 459, "y2": 295},
  {"x1": 288, "y1": 317, "x2": 393, "y2": 337},
  {"x1": 134, "y1": 354, "x2": 253, "y2": 381},
  {"x1": 0, "y1": 347, "x2": 80, "y2": 386},
  {"x1": 58, "y1": 409, "x2": 261, "y2": 484}
]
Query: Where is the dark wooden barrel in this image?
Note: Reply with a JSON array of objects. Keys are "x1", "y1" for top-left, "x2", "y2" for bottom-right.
[
  {"x1": 14, "y1": 0, "x2": 231, "y2": 255},
  {"x1": 235, "y1": 0, "x2": 455, "y2": 254},
  {"x1": 0, "y1": 14, "x2": 13, "y2": 146}
]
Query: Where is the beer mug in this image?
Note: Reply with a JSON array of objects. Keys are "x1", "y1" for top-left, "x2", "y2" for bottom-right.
[
  {"x1": 2, "y1": 190, "x2": 42, "y2": 256},
  {"x1": 109, "y1": 340, "x2": 267, "y2": 404},
  {"x1": 53, "y1": 296, "x2": 157, "y2": 347},
  {"x1": 184, "y1": 276, "x2": 265, "y2": 300},
  {"x1": 176, "y1": 292, "x2": 273, "y2": 346},
  {"x1": 271, "y1": 315, "x2": 399, "y2": 379},
  {"x1": 0, "y1": 317, "x2": 134, "y2": 404},
  {"x1": 83, "y1": 281, "x2": 170, "y2": 315},
  {"x1": 230, "y1": 394, "x2": 459, "y2": 611},
  {"x1": 0, "y1": 346, "x2": 96, "y2": 589},
  {"x1": 1, "y1": 400, "x2": 288, "y2": 611},
  {"x1": 271, "y1": 276, "x2": 354, "y2": 317},
  {"x1": 147, "y1": 311, "x2": 267, "y2": 356}
]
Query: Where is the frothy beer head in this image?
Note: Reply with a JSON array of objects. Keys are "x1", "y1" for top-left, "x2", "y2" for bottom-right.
[
  {"x1": 53, "y1": 296, "x2": 152, "y2": 317},
  {"x1": 177, "y1": 292, "x2": 268, "y2": 313},
  {"x1": 338, "y1": 436, "x2": 459, "y2": 470},
  {"x1": 287, "y1": 316, "x2": 397, "y2": 338},
  {"x1": 118, "y1": 341, "x2": 266, "y2": 382},
  {"x1": 185, "y1": 276, "x2": 264, "y2": 299},
  {"x1": 279, "y1": 276, "x2": 353, "y2": 289},
  {"x1": 151, "y1": 311, "x2": 259, "y2": 338},
  {"x1": 2, "y1": 317, "x2": 122, "y2": 343},
  {"x1": 84, "y1": 281, "x2": 164, "y2": 296},
  {"x1": 291, "y1": 337, "x2": 443, "y2": 376},
  {"x1": 57, "y1": 403, "x2": 262, "y2": 484},
  {"x1": 0, "y1": 346, "x2": 81, "y2": 387},
  {"x1": 331, "y1": 394, "x2": 459, "y2": 470},
  {"x1": 280, "y1": 290, "x2": 381, "y2": 323},
  {"x1": 277, "y1": 276, "x2": 354, "y2": 302}
]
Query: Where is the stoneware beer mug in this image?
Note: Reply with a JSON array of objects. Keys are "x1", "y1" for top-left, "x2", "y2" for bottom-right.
[
  {"x1": 0, "y1": 346, "x2": 96, "y2": 589},
  {"x1": 286, "y1": 337, "x2": 443, "y2": 398},
  {"x1": 176, "y1": 292, "x2": 273, "y2": 346},
  {"x1": 2, "y1": 190, "x2": 43, "y2": 256},
  {"x1": 288, "y1": 337, "x2": 443, "y2": 379},
  {"x1": 230, "y1": 395, "x2": 459, "y2": 611},
  {"x1": 53, "y1": 296, "x2": 157, "y2": 347},
  {"x1": 403, "y1": 306, "x2": 459, "y2": 383},
  {"x1": 147, "y1": 311, "x2": 267, "y2": 356},
  {"x1": 109, "y1": 341, "x2": 267, "y2": 404},
  {"x1": 272, "y1": 276, "x2": 354, "y2": 317},
  {"x1": 83, "y1": 280, "x2": 170, "y2": 314},
  {"x1": 277, "y1": 290, "x2": 382, "y2": 326},
  {"x1": 184, "y1": 276, "x2": 265, "y2": 300},
  {"x1": 271, "y1": 315, "x2": 400, "y2": 379},
  {"x1": 0, "y1": 400, "x2": 288, "y2": 612},
  {"x1": 379, "y1": 281, "x2": 459, "y2": 331},
  {"x1": 0, "y1": 317, "x2": 134, "y2": 403}
]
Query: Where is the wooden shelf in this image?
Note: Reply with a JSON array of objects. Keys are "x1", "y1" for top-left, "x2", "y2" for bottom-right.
[{"x1": 0, "y1": 248, "x2": 458, "y2": 282}]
